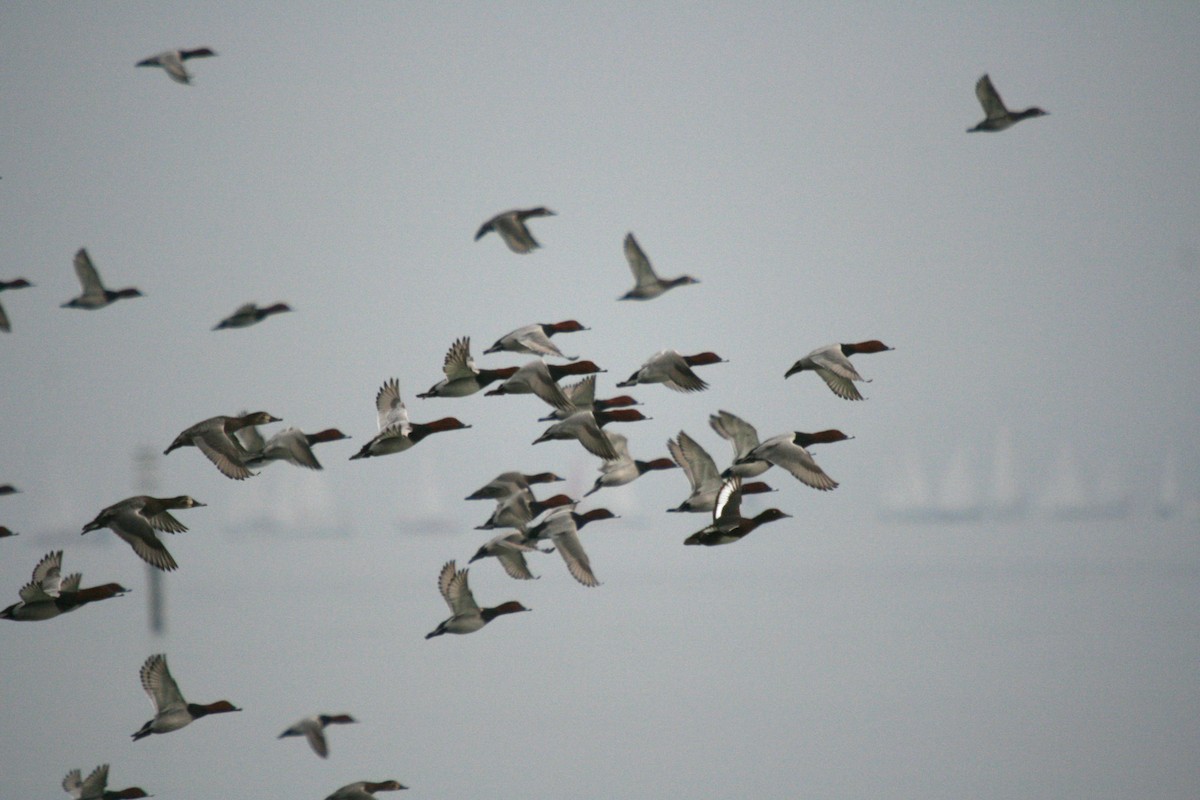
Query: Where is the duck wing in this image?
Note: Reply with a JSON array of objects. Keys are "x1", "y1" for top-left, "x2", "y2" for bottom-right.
[
  {"x1": 808, "y1": 350, "x2": 865, "y2": 400},
  {"x1": 494, "y1": 214, "x2": 539, "y2": 253},
  {"x1": 578, "y1": 416, "x2": 620, "y2": 460},
  {"x1": 709, "y1": 410, "x2": 760, "y2": 461},
  {"x1": 31, "y1": 549, "x2": 64, "y2": 594},
  {"x1": 73, "y1": 248, "x2": 106, "y2": 299},
  {"x1": 442, "y1": 337, "x2": 477, "y2": 380},
  {"x1": 437, "y1": 560, "x2": 480, "y2": 615},
  {"x1": 374, "y1": 378, "x2": 410, "y2": 432},
  {"x1": 76, "y1": 764, "x2": 110, "y2": 798},
  {"x1": 194, "y1": 430, "x2": 256, "y2": 479},
  {"x1": 111, "y1": 512, "x2": 179, "y2": 570},
  {"x1": 559, "y1": 374, "x2": 596, "y2": 411},
  {"x1": 157, "y1": 51, "x2": 191, "y2": 83},
  {"x1": 235, "y1": 423, "x2": 266, "y2": 455},
  {"x1": 670, "y1": 431, "x2": 719, "y2": 494},
  {"x1": 758, "y1": 439, "x2": 838, "y2": 491},
  {"x1": 140, "y1": 654, "x2": 186, "y2": 714},
  {"x1": 663, "y1": 362, "x2": 708, "y2": 393},
  {"x1": 623, "y1": 233, "x2": 660, "y2": 291},
  {"x1": 598, "y1": 431, "x2": 633, "y2": 474},
  {"x1": 145, "y1": 508, "x2": 190, "y2": 534},
  {"x1": 814, "y1": 367, "x2": 864, "y2": 401},
  {"x1": 62, "y1": 767, "x2": 86, "y2": 798},
  {"x1": 712, "y1": 476, "x2": 744, "y2": 529},
  {"x1": 299, "y1": 718, "x2": 330, "y2": 758},
  {"x1": 18, "y1": 579, "x2": 54, "y2": 604},
  {"x1": 512, "y1": 325, "x2": 563, "y2": 357},
  {"x1": 549, "y1": 519, "x2": 599, "y2": 587},
  {"x1": 489, "y1": 535, "x2": 541, "y2": 580},
  {"x1": 975, "y1": 74, "x2": 1009, "y2": 121},
  {"x1": 263, "y1": 427, "x2": 322, "y2": 469},
  {"x1": 809, "y1": 348, "x2": 863, "y2": 382}
]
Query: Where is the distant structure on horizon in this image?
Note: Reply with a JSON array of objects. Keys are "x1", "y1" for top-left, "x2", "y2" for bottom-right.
[
  {"x1": 222, "y1": 470, "x2": 351, "y2": 539},
  {"x1": 1037, "y1": 442, "x2": 1131, "y2": 521},
  {"x1": 135, "y1": 447, "x2": 166, "y2": 635},
  {"x1": 875, "y1": 429, "x2": 1186, "y2": 523}
]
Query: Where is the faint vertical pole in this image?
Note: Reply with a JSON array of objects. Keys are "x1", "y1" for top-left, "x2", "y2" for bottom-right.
[{"x1": 134, "y1": 447, "x2": 166, "y2": 635}]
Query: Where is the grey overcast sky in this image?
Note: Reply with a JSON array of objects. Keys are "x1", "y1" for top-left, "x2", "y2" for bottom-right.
[{"x1": 2, "y1": 3, "x2": 1198, "y2": 799}]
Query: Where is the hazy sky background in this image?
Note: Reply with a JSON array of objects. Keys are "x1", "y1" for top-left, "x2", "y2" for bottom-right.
[{"x1": 2, "y1": 4, "x2": 1198, "y2": 799}]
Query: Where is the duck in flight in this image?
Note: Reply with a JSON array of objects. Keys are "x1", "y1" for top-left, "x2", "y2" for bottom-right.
[
  {"x1": 61, "y1": 249, "x2": 143, "y2": 309},
  {"x1": 619, "y1": 233, "x2": 699, "y2": 300},
  {"x1": 131, "y1": 653, "x2": 241, "y2": 739},
  {"x1": 350, "y1": 378, "x2": 470, "y2": 459},
  {"x1": 213, "y1": 302, "x2": 292, "y2": 330},
  {"x1": 62, "y1": 764, "x2": 149, "y2": 800},
  {"x1": 279, "y1": 713, "x2": 357, "y2": 758},
  {"x1": 1, "y1": 550, "x2": 128, "y2": 621},
  {"x1": 784, "y1": 340, "x2": 893, "y2": 400},
  {"x1": 968, "y1": 74, "x2": 1047, "y2": 132},
  {"x1": 324, "y1": 781, "x2": 409, "y2": 800},
  {"x1": 475, "y1": 207, "x2": 556, "y2": 253},
  {"x1": 81, "y1": 495, "x2": 207, "y2": 572},
  {"x1": 163, "y1": 411, "x2": 281, "y2": 479},
  {"x1": 137, "y1": 47, "x2": 216, "y2": 84},
  {"x1": 425, "y1": 560, "x2": 529, "y2": 638},
  {"x1": 683, "y1": 476, "x2": 791, "y2": 547},
  {"x1": 0, "y1": 277, "x2": 33, "y2": 331}
]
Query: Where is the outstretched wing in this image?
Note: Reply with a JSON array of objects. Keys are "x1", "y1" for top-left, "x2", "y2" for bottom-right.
[
  {"x1": 623, "y1": 233, "x2": 660, "y2": 290},
  {"x1": 442, "y1": 337, "x2": 477, "y2": 380},
  {"x1": 438, "y1": 560, "x2": 480, "y2": 615},
  {"x1": 140, "y1": 654, "x2": 186, "y2": 714},
  {"x1": 375, "y1": 378, "x2": 410, "y2": 432},
  {"x1": 31, "y1": 549, "x2": 64, "y2": 594},
  {"x1": 712, "y1": 476, "x2": 744, "y2": 528},
  {"x1": 815, "y1": 367, "x2": 864, "y2": 401},
  {"x1": 709, "y1": 410, "x2": 760, "y2": 461},
  {"x1": 670, "y1": 431, "x2": 719, "y2": 494},
  {"x1": 975, "y1": 74, "x2": 1008, "y2": 121},
  {"x1": 73, "y1": 248, "x2": 106, "y2": 297}
]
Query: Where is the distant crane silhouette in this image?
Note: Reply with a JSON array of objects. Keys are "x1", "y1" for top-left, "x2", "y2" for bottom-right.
[{"x1": 135, "y1": 447, "x2": 166, "y2": 635}]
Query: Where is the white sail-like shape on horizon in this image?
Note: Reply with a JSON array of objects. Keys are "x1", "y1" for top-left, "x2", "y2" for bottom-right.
[
  {"x1": 1092, "y1": 457, "x2": 1131, "y2": 519},
  {"x1": 224, "y1": 469, "x2": 347, "y2": 538},
  {"x1": 879, "y1": 446, "x2": 933, "y2": 521},
  {"x1": 1039, "y1": 442, "x2": 1128, "y2": 520},
  {"x1": 1040, "y1": 443, "x2": 1088, "y2": 518},
  {"x1": 1156, "y1": 450, "x2": 1181, "y2": 518},
  {"x1": 987, "y1": 426, "x2": 1026, "y2": 519},
  {"x1": 222, "y1": 474, "x2": 274, "y2": 533},
  {"x1": 936, "y1": 440, "x2": 982, "y2": 521},
  {"x1": 276, "y1": 470, "x2": 339, "y2": 529},
  {"x1": 879, "y1": 441, "x2": 984, "y2": 523},
  {"x1": 394, "y1": 451, "x2": 458, "y2": 535}
]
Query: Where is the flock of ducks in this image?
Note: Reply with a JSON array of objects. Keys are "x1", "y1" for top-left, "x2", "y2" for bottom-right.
[
  {"x1": 2, "y1": 47, "x2": 1048, "y2": 798},
  {"x1": 0, "y1": 70, "x2": 1045, "y2": 335}
]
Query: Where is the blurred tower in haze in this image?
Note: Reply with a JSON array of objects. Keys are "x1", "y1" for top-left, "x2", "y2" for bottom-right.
[{"x1": 134, "y1": 447, "x2": 166, "y2": 635}]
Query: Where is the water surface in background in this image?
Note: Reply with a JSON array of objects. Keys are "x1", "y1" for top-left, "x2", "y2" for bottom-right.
[{"x1": 1, "y1": 511, "x2": 1196, "y2": 799}]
